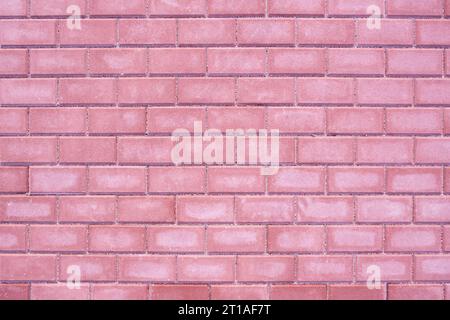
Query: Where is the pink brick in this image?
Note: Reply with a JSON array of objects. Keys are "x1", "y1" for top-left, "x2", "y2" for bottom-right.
[
  {"x1": 237, "y1": 256, "x2": 295, "y2": 282},
  {"x1": 31, "y1": 284, "x2": 89, "y2": 300},
  {"x1": 118, "y1": 196, "x2": 175, "y2": 223},
  {"x1": 0, "y1": 255, "x2": 56, "y2": 281},
  {"x1": 0, "y1": 108, "x2": 27, "y2": 134},
  {"x1": 236, "y1": 196, "x2": 295, "y2": 223},
  {"x1": 328, "y1": 48, "x2": 384, "y2": 75},
  {"x1": 90, "y1": 0, "x2": 146, "y2": 16},
  {"x1": 328, "y1": 0, "x2": 384, "y2": 15},
  {"x1": 416, "y1": 20, "x2": 450, "y2": 46},
  {"x1": 177, "y1": 196, "x2": 234, "y2": 223},
  {"x1": 268, "y1": 167, "x2": 325, "y2": 193},
  {"x1": 208, "y1": 0, "x2": 265, "y2": 16},
  {"x1": 118, "y1": 137, "x2": 173, "y2": 164},
  {"x1": 149, "y1": 48, "x2": 206, "y2": 74},
  {"x1": 268, "y1": 48, "x2": 326, "y2": 74},
  {"x1": 93, "y1": 285, "x2": 148, "y2": 300},
  {"x1": 0, "y1": 49, "x2": 27, "y2": 74},
  {"x1": 147, "y1": 107, "x2": 206, "y2": 134},
  {"x1": 416, "y1": 79, "x2": 450, "y2": 105},
  {"x1": 385, "y1": 226, "x2": 441, "y2": 252},
  {"x1": 118, "y1": 78, "x2": 176, "y2": 104},
  {"x1": 29, "y1": 108, "x2": 86, "y2": 134},
  {"x1": 208, "y1": 48, "x2": 266, "y2": 74},
  {"x1": 0, "y1": 167, "x2": 28, "y2": 193},
  {"x1": 298, "y1": 196, "x2": 354, "y2": 223},
  {"x1": 89, "y1": 167, "x2": 147, "y2": 194},
  {"x1": 357, "y1": 19, "x2": 414, "y2": 45},
  {"x1": 328, "y1": 167, "x2": 385, "y2": 193},
  {"x1": 268, "y1": 0, "x2": 325, "y2": 16},
  {"x1": 356, "y1": 196, "x2": 412, "y2": 223},
  {"x1": 267, "y1": 108, "x2": 325, "y2": 134},
  {"x1": 118, "y1": 255, "x2": 177, "y2": 281},
  {"x1": 178, "y1": 19, "x2": 235, "y2": 45},
  {"x1": 387, "y1": 49, "x2": 443, "y2": 76},
  {"x1": 445, "y1": 227, "x2": 450, "y2": 252},
  {"x1": 60, "y1": 19, "x2": 115, "y2": 45},
  {"x1": 0, "y1": 225, "x2": 27, "y2": 251},
  {"x1": 147, "y1": 226, "x2": 204, "y2": 252},
  {"x1": 0, "y1": 20, "x2": 56, "y2": 45},
  {"x1": 90, "y1": 226, "x2": 146, "y2": 252},
  {"x1": 297, "y1": 19, "x2": 354, "y2": 45},
  {"x1": 387, "y1": 167, "x2": 442, "y2": 193},
  {"x1": 208, "y1": 167, "x2": 265, "y2": 193},
  {"x1": 207, "y1": 226, "x2": 265, "y2": 253},
  {"x1": 29, "y1": 225, "x2": 86, "y2": 252},
  {"x1": 88, "y1": 108, "x2": 146, "y2": 134},
  {"x1": 268, "y1": 226, "x2": 324, "y2": 253},
  {"x1": 178, "y1": 256, "x2": 235, "y2": 282},
  {"x1": 298, "y1": 137, "x2": 354, "y2": 164},
  {"x1": 329, "y1": 285, "x2": 385, "y2": 300},
  {"x1": 238, "y1": 78, "x2": 295, "y2": 104},
  {"x1": 387, "y1": 0, "x2": 442, "y2": 16},
  {"x1": 59, "y1": 78, "x2": 115, "y2": 105},
  {"x1": 0, "y1": 196, "x2": 56, "y2": 223},
  {"x1": 386, "y1": 108, "x2": 443, "y2": 134},
  {"x1": 446, "y1": 109, "x2": 450, "y2": 134},
  {"x1": 211, "y1": 285, "x2": 268, "y2": 300},
  {"x1": 0, "y1": 0, "x2": 27, "y2": 16},
  {"x1": 357, "y1": 79, "x2": 414, "y2": 105},
  {"x1": 416, "y1": 138, "x2": 450, "y2": 164},
  {"x1": 60, "y1": 137, "x2": 116, "y2": 163},
  {"x1": 89, "y1": 48, "x2": 147, "y2": 74},
  {"x1": 415, "y1": 197, "x2": 450, "y2": 222},
  {"x1": 415, "y1": 256, "x2": 450, "y2": 281},
  {"x1": 30, "y1": 167, "x2": 87, "y2": 194},
  {"x1": 119, "y1": 19, "x2": 176, "y2": 45},
  {"x1": 178, "y1": 78, "x2": 235, "y2": 104},
  {"x1": 148, "y1": 167, "x2": 205, "y2": 193},
  {"x1": 327, "y1": 226, "x2": 383, "y2": 252},
  {"x1": 150, "y1": 285, "x2": 209, "y2": 300},
  {"x1": 149, "y1": 0, "x2": 206, "y2": 16},
  {"x1": 59, "y1": 196, "x2": 116, "y2": 223},
  {"x1": 270, "y1": 285, "x2": 327, "y2": 300},
  {"x1": 356, "y1": 255, "x2": 412, "y2": 281},
  {"x1": 297, "y1": 256, "x2": 353, "y2": 282},
  {"x1": 328, "y1": 108, "x2": 384, "y2": 134},
  {"x1": 297, "y1": 78, "x2": 355, "y2": 104},
  {"x1": 389, "y1": 285, "x2": 444, "y2": 300},
  {"x1": 357, "y1": 137, "x2": 413, "y2": 164},
  {"x1": 0, "y1": 284, "x2": 29, "y2": 300},
  {"x1": 30, "y1": 0, "x2": 86, "y2": 16},
  {"x1": 207, "y1": 107, "x2": 265, "y2": 131},
  {"x1": 237, "y1": 19, "x2": 295, "y2": 45},
  {"x1": 0, "y1": 137, "x2": 56, "y2": 163},
  {"x1": 30, "y1": 49, "x2": 86, "y2": 74},
  {"x1": 0, "y1": 79, "x2": 56, "y2": 105}
]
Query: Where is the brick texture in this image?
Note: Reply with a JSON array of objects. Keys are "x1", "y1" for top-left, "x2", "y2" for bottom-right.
[{"x1": 0, "y1": 0, "x2": 449, "y2": 301}]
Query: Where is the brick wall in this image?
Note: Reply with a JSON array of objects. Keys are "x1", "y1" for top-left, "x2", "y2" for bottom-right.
[{"x1": 0, "y1": 0, "x2": 450, "y2": 300}]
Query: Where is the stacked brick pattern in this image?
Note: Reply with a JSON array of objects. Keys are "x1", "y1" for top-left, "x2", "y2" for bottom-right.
[{"x1": 1, "y1": 0, "x2": 450, "y2": 300}]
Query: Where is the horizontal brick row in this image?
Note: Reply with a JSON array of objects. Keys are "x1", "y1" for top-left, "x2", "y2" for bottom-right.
[{"x1": 1, "y1": 195, "x2": 449, "y2": 223}]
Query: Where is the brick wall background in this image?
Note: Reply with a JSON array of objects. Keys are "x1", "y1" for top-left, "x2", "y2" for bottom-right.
[{"x1": 1, "y1": 0, "x2": 450, "y2": 300}]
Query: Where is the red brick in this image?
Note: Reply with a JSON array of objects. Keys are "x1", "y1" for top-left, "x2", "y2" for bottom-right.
[
  {"x1": 211, "y1": 285, "x2": 268, "y2": 300},
  {"x1": 0, "y1": 225, "x2": 26, "y2": 251},
  {"x1": 236, "y1": 196, "x2": 295, "y2": 223},
  {"x1": 59, "y1": 78, "x2": 115, "y2": 104},
  {"x1": 415, "y1": 197, "x2": 450, "y2": 222},
  {"x1": 178, "y1": 256, "x2": 235, "y2": 282},
  {"x1": 30, "y1": 0, "x2": 86, "y2": 16},
  {"x1": 89, "y1": 48, "x2": 147, "y2": 74},
  {"x1": 387, "y1": 49, "x2": 443, "y2": 76},
  {"x1": 30, "y1": 225, "x2": 87, "y2": 252},
  {"x1": 328, "y1": 0, "x2": 384, "y2": 15},
  {"x1": 90, "y1": 0, "x2": 146, "y2": 16},
  {"x1": 267, "y1": 108, "x2": 325, "y2": 134},
  {"x1": 207, "y1": 226, "x2": 265, "y2": 253},
  {"x1": 416, "y1": 80, "x2": 450, "y2": 105},
  {"x1": 147, "y1": 226, "x2": 204, "y2": 252},
  {"x1": 327, "y1": 108, "x2": 384, "y2": 134},
  {"x1": 147, "y1": 107, "x2": 206, "y2": 134},
  {"x1": 357, "y1": 19, "x2": 414, "y2": 45},
  {"x1": 118, "y1": 196, "x2": 175, "y2": 223},
  {"x1": 356, "y1": 255, "x2": 412, "y2": 281},
  {"x1": 387, "y1": 0, "x2": 442, "y2": 16},
  {"x1": 178, "y1": 19, "x2": 235, "y2": 45},
  {"x1": 356, "y1": 196, "x2": 412, "y2": 223},
  {"x1": 88, "y1": 108, "x2": 146, "y2": 134},
  {"x1": 238, "y1": 19, "x2": 295, "y2": 45},
  {"x1": 327, "y1": 226, "x2": 383, "y2": 252},
  {"x1": 31, "y1": 284, "x2": 89, "y2": 300},
  {"x1": 59, "y1": 196, "x2": 116, "y2": 223},
  {"x1": 298, "y1": 78, "x2": 354, "y2": 104},
  {"x1": 150, "y1": 285, "x2": 209, "y2": 300},
  {"x1": 0, "y1": 108, "x2": 27, "y2": 134},
  {"x1": 268, "y1": 48, "x2": 325, "y2": 75},
  {"x1": 149, "y1": 0, "x2": 206, "y2": 16},
  {"x1": 0, "y1": 284, "x2": 29, "y2": 300},
  {"x1": 328, "y1": 48, "x2": 384, "y2": 75},
  {"x1": 60, "y1": 19, "x2": 115, "y2": 45},
  {"x1": 0, "y1": 49, "x2": 27, "y2": 74},
  {"x1": 416, "y1": 20, "x2": 450, "y2": 46},
  {"x1": 328, "y1": 167, "x2": 385, "y2": 193},
  {"x1": 0, "y1": 79, "x2": 56, "y2": 105},
  {"x1": 416, "y1": 138, "x2": 450, "y2": 164},
  {"x1": 30, "y1": 49, "x2": 86, "y2": 74},
  {"x1": 60, "y1": 255, "x2": 116, "y2": 281},
  {"x1": 389, "y1": 284, "x2": 444, "y2": 300},
  {"x1": 90, "y1": 226, "x2": 145, "y2": 252},
  {"x1": 237, "y1": 256, "x2": 295, "y2": 282},
  {"x1": 177, "y1": 196, "x2": 234, "y2": 223},
  {"x1": 329, "y1": 285, "x2": 385, "y2": 300},
  {"x1": 415, "y1": 255, "x2": 450, "y2": 281},
  {"x1": 268, "y1": 226, "x2": 324, "y2": 253},
  {"x1": 0, "y1": 138, "x2": 56, "y2": 163},
  {"x1": 357, "y1": 79, "x2": 413, "y2": 105},
  {"x1": 207, "y1": 107, "x2": 265, "y2": 131},
  {"x1": 298, "y1": 196, "x2": 354, "y2": 223},
  {"x1": 385, "y1": 226, "x2": 441, "y2": 252},
  {"x1": 89, "y1": 167, "x2": 147, "y2": 194},
  {"x1": 0, "y1": 196, "x2": 56, "y2": 222},
  {"x1": 118, "y1": 78, "x2": 177, "y2": 104},
  {"x1": 270, "y1": 285, "x2": 327, "y2": 300},
  {"x1": 148, "y1": 167, "x2": 205, "y2": 193},
  {"x1": 0, "y1": 167, "x2": 28, "y2": 193},
  {"x1": 357, "y1": 137, "x2": 413, "y2": 164},
  {"x1": 0, "y1": 254, "x2": 56, "y2": 281},
  {"x1": 93, "y1": 285, "x2": 148, "y2": 300},
  {"x1": 0, "y1": 0, "x2": 27, "y2": 16},
  {"x1": 208, "y1": 48, "x2": 266, "y2": 74},
  {"x1": 268, "y1": 167, "x2": 325, "y2": 193},
  {"x1": 268, "y1": 0, "x2": 325, "y2": 16},
  {"x1": 118, "y1": 137, "x2": 173, "y2": 164},
  {"x1": 208, "y1": 167, "x2": 264, "y2": 193},
  {"x1": 386, "y1": 108, "x2": 443, "y2": 134},
  {"x1": 178, "y1": 78, "x2": 235, "y2": 104},
  {"x1": 29, "y1": 108, "x2": 86, "y2": 134},
  {"x1": 387, "y1": 167, "x2": 442, "y2": 193},
  {"x1": 30, "y1": 167, "x2": 86, "y2": 194},
  {"x1": 60, "y1": 137, "x2": 116, "y2": 163},
  {"x1": 149, "y1": 48, "x2": 206, "y2": 74},
  {"x1": 208, "y1": 0, "x2": 265, "y2": 16},
  {"x1": 297, "y1": 255, "x2": 353, "y2": 282},
  {"x1": 298, "y1": 137, "x2": 354, "y2": 164},
  {"x1": 297, "y1": 19, "x2": 354, "y2": 45},
  {"x1": 119, "y1": 19, "x2": 176, "y2": 45},
  {"x1": 0, "y1": 20, "x2": 56, "y2": 45}
]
